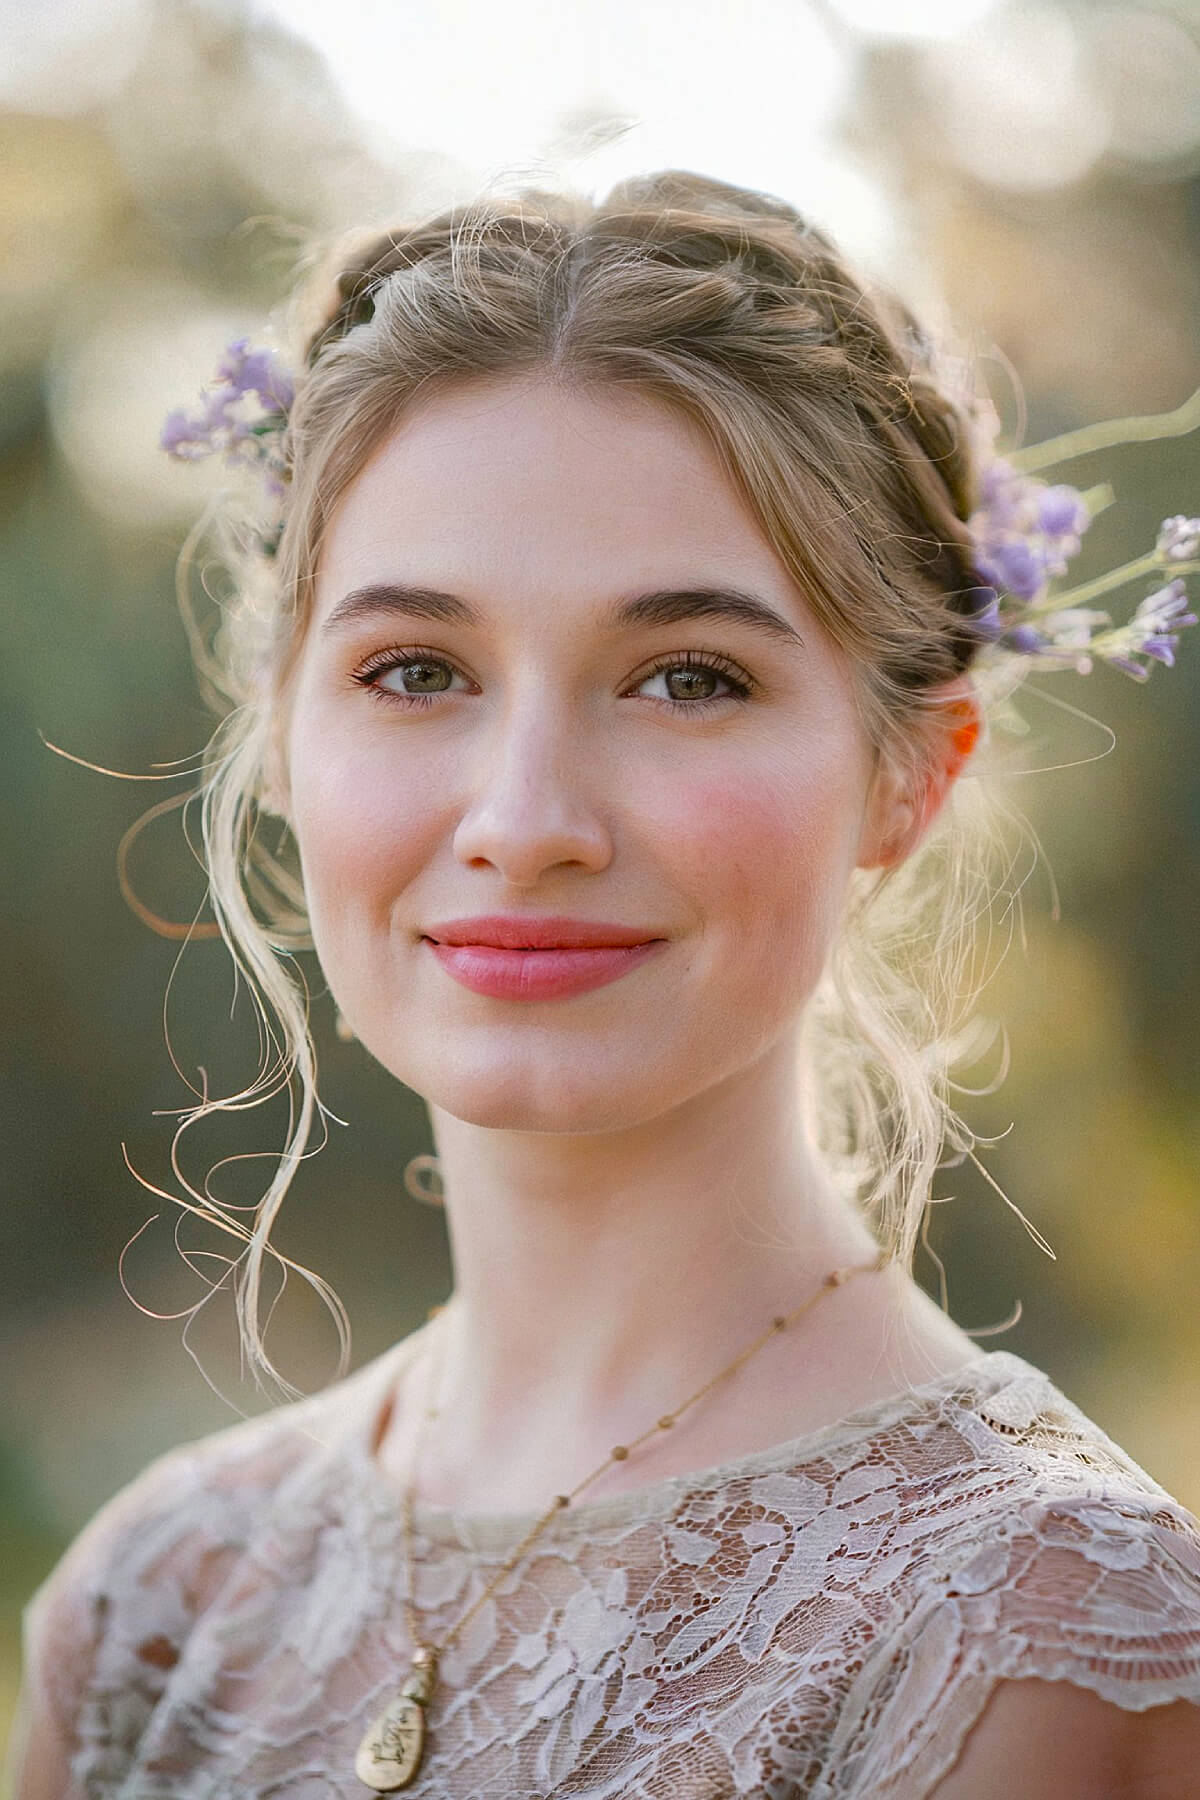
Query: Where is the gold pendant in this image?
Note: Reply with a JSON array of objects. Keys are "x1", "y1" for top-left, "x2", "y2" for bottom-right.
[{"x1": 355, "y1": 1648, "x2": 438, "y2": 1792}]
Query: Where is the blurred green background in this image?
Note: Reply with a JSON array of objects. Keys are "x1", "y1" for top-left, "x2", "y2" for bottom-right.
[{"x1": 3, "y1": 0, "x2": 1199, "y2": 1764}]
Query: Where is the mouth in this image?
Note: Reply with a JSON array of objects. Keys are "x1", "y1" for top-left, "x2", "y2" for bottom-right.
[
  {"x1": 421, "y1": 937, "x2": 660, "y2": 950},
  {"x1": 421, "y1": 935, "x2": 667, "y2": 1001},
  {"x1": 421, "y1": 915, "x2": 664, "y2": 952}
]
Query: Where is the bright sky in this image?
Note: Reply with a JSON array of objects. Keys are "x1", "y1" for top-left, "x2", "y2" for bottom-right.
[
  {"x1": 12, "y1": 0, "x2": 1011, "y2": 528},
  {"x1": 0, "y1": 0, "x2": 1001, "y2": 272},
  {"x1": 243, "y1": 0, "x2": 999, "y2": 248},
  {"x1": 0, "y1": 0, "x2": 1005, "y2": 260}
]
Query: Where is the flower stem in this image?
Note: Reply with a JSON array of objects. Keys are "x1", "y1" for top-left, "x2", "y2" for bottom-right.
[
  {"x1": 1008, "y1": 385, "x2": 1200, "y2": 475},
  {"x1": 1026, "y1": 553, "x2": 1199, "y2": 615},
  {"x1": 1080, "y1": 480, "x2": 1116, "y2": 517}
]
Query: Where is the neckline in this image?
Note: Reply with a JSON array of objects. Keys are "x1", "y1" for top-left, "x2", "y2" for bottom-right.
[{"x1": 346, "y1": 1327, "x2": 1039, "y2": 1549}]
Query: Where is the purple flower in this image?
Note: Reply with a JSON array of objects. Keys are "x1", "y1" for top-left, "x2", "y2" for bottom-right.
[
  {"x1": 1000, "y1": 623, "x2": 1046, "y2": 654},
  {"x1": 979, "y1": 457, "x2": 1021, "y2": 513},
  {"x1": 1094, "y1": 576, "x2": 1198, "y2": 680},
  {"x1": 159, "y1": 407, "x2": 209, "y2": 457},
  {"x1": 968, "y1": 456, "x2": 1090, "y2": 609},
  {"x1": 1037, "y1": 484, "x2": 1089, "y2": 539},
  {"x1": 963, "y1": 586, "x2": 1004, "y2": 641},
  {"x1": 966, "y1": 466, "x2": 1197, "y2": 681},
  {"x1": 1105, "y1": 653, "x2": 1152, "y2": 681},
  {"x1": 1132, "y1": 577, "x2": 1197, "y2": 632},
  {"x1": 984, "y1": 538, "x2": 1049, "y2": 602},
  {"x1": 160, "y1": 336, "x2": 295, "y2": 558},
  {"x1": 215, "y1": 336, "x2": 294, "y2": 413},
  {"x1": 1156, "y1": 515, "x2": 1200, "y2": 562},
  {"x1": 161, "y1": 336, "x2": 295, "y2": 466}
]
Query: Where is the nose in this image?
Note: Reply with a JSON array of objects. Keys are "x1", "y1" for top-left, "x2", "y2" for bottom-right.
[{"x1": 450, "y1": 695, "x2": 613, "y2": 886}]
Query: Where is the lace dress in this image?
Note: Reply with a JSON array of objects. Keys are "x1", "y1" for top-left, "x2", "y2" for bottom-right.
[{"x1": 10, "y1": 1326, "x2": 1200, "y2": 1798}]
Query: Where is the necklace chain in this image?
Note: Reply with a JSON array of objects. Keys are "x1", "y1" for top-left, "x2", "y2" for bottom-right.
[{"x1": 355, "y1": 1246, "x2": 888, "y2": 1792}]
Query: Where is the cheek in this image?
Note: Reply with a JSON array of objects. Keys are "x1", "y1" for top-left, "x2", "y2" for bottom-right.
[
  {"x1": 666, "y1": 753, "x2": 864, "y2": 988},
  {"x1": 287, "y1": 732, "x2": 435, "y2": 946}
]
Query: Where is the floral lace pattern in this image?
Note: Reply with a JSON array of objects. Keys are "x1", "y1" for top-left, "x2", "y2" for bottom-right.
[{"x1": 13, "y1": 1338, "x2": 1200, "y2": 1798}]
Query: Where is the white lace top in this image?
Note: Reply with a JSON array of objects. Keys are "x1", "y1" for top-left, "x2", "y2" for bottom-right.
[{"x1": 11, "y1": 1330, "x2": 1200, "y2": 1798}]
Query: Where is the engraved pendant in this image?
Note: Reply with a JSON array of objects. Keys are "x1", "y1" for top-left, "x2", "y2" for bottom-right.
[{"x1": 355, "y1": 1648, "x2": 438, "y2": 1792}]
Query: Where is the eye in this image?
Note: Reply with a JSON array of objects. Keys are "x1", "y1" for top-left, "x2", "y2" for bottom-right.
[
  {"x1": 348, "y1": 648, "x2": 473, "y2": 709},
  {"x1": 346, "y1": 645, "x2": 757, "y2": 712},
  {"x1": 630, "y1": 649, "x2": 756, "y2": 712}
]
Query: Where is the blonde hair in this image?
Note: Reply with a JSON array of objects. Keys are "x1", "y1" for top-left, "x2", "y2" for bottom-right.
[{"x1": 144, "y1": 169, "x2": 1027, "y2": 1399}]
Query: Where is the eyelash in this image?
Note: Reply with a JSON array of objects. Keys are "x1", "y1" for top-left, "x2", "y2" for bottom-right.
[{"x1": 347, "y1": 645, "x2": 758, "y2": 714}]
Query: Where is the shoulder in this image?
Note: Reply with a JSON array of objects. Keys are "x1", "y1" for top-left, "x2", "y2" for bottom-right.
[
  {"x1": 9, "y1": 1345, "x2": 400, "y2": 1796},
  {"x1": 927, "y1": 1680, "x2": 1200, "y2": 1798},
  {"x1": 884, "y1": 1352, "x2": 1200, "y2": 1580},
  {"x1": 918, "y1": 1357, "x2": 1200, "y2": 1691},
  {"x1": 825, "y1": 1356, "x2": 1200, "y2": 1796}
]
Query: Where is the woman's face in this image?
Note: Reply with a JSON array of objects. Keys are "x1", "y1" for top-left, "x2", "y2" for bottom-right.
[{"x1": 282, "y1": 374, "x2": 898, "y2": 1131}]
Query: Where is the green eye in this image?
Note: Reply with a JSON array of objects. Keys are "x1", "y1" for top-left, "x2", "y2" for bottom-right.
[{"x1": 348, "y1": 644, "x2": 757, "y2": 713}]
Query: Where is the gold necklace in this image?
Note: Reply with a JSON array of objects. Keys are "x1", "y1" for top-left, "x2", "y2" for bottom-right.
[{"x1": 354, "y1": 1247, "x2": 888, "y2": 1792}]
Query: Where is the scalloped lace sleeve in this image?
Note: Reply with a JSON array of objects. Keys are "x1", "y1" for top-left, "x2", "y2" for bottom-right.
[
  {"x1": 822, "y1": 1417, "x2": 1200, "y2": 1796},
  {"x1": 6, "y1": 1397, "x2": 327, "y2": 1800},
  {"x1": 8, "y1": 1440, "x2": 204, "y2": 1799}
]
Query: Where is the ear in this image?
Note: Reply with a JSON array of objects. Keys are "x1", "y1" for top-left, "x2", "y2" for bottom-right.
[{"x1": 857, "y1": 675, "x2": 983, "y2": 872}]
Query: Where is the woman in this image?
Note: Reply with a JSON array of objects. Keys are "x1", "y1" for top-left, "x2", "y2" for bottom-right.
[{"x1": 10, "y1": 169, "x2": 1200, "y2": 1797}]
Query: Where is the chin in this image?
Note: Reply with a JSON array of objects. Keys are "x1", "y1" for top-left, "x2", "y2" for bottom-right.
[{"x1": 393, "y1": 1041, "x2": 689, "y2": 1136}]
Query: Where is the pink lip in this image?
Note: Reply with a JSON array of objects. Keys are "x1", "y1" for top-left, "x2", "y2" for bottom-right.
[
  {"x1": 423, "y1": 914, "x2": 662, "y2": 950},
  {"x1": 423, "y1": 939, "x2": 667, "y2": 1000}
]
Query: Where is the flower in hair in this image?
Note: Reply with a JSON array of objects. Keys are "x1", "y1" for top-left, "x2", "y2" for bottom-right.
[
  {"x1": 969, "y1": 458, "x2": 1091, "y2": 602},
  {"x1": 160, "y1": 336, "x2": 293, "y2": 505},
  {"x1": 965, "y1": 457, "x2": 1197, "y2": 680}
]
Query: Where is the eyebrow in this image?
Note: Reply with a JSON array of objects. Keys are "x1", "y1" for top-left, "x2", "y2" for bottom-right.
[{"x1": 319, "y1": 581, "x2": 806, "y2": 651}]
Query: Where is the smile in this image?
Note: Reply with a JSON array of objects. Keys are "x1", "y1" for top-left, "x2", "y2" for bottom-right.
[{"x1": 421, "y1": 939, "x2": 667, "y2": 1001}]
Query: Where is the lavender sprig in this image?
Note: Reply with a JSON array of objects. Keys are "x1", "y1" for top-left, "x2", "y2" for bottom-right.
[
  {"x1": 160, "y1": 336, "x2": 294, "y2": 504},
  {"x1": 968, "y1": 457, "x2": 1093, "y2": 604},
  {"x1": 966, "y1": 456, "x2": 1198, "y2": 680}
]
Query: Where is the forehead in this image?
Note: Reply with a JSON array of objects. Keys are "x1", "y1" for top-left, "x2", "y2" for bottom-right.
[{"x1": 313, "y1": 374, "x2": 795, "y2": 614}]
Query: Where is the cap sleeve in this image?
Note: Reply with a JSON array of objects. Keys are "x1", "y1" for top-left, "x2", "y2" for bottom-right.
[
  {"x1": 7, "y1": 1432, "x2": 243, "y2": 1797},
  {"x1": 5, "y1": 1389, "x2": 316, "y2": 1800},
  {"x1": 825, "y1": 1488, "x2": 1200, "y2": 1799}
]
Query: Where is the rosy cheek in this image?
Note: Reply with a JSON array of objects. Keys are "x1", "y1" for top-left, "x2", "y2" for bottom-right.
[
  {"x1": 291, "y1": 743, "x2": 427, "y2": 919},
  {"x1": 681, "y1": 759, "x2": 849, "y2": 880},
  {"x1": 664, "y1": 755, "x2": 862, "y2": 1014}
]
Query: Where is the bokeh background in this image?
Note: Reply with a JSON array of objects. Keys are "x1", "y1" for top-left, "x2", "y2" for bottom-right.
[{"x1": 3, "y1": 0, "x2": 1200, "y2": 1761}]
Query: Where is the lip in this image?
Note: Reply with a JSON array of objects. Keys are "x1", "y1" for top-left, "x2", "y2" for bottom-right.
[
  {"x1": 422, "y1": 915, "x2": 663, "y2": 950},
  {"x1": 423, "y1": 939, "x2": 667, "y2": 1001}
]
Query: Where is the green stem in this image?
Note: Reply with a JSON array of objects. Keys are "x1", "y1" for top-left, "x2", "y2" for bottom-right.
[
  {"x1": 1028, "y1": 551, "x2": 1160, "y2": 612},
  {"x1": 1008, "y1": 385, "x2": 1200, "y2": 475},
  {"x1": 1032, "y1": 553, "x2": 1199, "y2": 613},
  {"x1": 1080, "y1": 480, "x2": 1116, "y2": 517}
]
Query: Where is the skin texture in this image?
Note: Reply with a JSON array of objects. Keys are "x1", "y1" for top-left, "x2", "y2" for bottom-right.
[
  {"x1": 926, "y1": 1678, "x2": 1200, "y2": 1798},
  {"x1": 280, "y1": 371, "x2": 984, "y2": 1511}
]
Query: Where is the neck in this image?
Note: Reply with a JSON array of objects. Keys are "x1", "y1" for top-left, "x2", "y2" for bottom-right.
[{"x1": 417, "y1": 1036, "x2": 894, "y2": 1488}]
